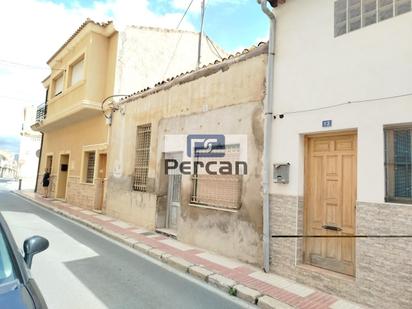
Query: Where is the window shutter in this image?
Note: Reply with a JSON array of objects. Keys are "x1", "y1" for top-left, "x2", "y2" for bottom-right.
[
  {"x1": 71, "y1": 58, "x2": 84, "y2": 86},
  {"x1": 54, "y1": 75, "x2": 63, "y2": 96}
]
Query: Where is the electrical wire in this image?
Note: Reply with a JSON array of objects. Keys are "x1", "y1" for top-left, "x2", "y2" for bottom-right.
[
  {"x1": 162, "y1": 0, "x2": 196, "y2": 79},
  {"x1": 176, "y1": 0, "x2": 195, "y2": 29},
  {"x1": 274, "y1": 92, "x2": 412, "y2": 118},
  {"x1": 0, "y1": 59, "x2": 64, "y2": 71}
]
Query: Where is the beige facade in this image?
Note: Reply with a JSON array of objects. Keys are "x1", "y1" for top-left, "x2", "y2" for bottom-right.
[
  {"x1": 33, "y1": 19, "x2": 225, "y2": 210},
  {"x1": 106, "y1": 44, "x2": 268, "y2": 264}
]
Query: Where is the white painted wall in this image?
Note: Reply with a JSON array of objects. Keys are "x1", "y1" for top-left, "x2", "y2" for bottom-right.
[
  {"x1": 19, "y1": 105, "x2": 41, "y2": 189},
  {"x1": 270, "y1": 0, "x2": 412, "y2": 203},
  {"x1": 114, "y1": 26, "x2": 226, "y2": 95}
]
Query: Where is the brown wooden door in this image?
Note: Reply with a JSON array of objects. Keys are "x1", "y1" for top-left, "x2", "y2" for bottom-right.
[{"x1": 304, "y1": 132, "x2": 357, "y2": 276}]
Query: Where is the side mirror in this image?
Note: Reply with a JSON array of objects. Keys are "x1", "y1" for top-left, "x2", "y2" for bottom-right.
[{"x1": 23, "y1": 236, "x2": 49, "y2": 268}]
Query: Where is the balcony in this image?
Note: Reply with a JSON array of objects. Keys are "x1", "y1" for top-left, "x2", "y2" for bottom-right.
[
  {"x1": 31, "y1": 81, "x2": 102, "y2": 132},
  {"x1": 36, "y1": 103, "x2": 47, "y2": 122}
]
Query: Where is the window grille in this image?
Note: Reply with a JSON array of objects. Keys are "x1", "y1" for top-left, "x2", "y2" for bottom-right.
[
  {"x1": 86, "y1": 152, "x2": 95, "y2": 184},
  {"x1": 335, "y1": 0, "x2": 411, "y2": 37},
  {"x1": 133, "y1": 124, "x2": 151, "y2": 192},
  {"x1": 191, "y1": 144, "x2": 242, "y2": 210},
  {"x1": 385, "y1": 127, "x2": 412, "y2": 203}
]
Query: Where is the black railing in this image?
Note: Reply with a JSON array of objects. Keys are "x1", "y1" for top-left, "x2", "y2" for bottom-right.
[{"x1": 36, "y1": 103, "x2": 47, "y2": 122}]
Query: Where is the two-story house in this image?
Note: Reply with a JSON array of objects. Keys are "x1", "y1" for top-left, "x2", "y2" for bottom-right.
[
  {"x1": 32, "y1": 19, "x2": 225, "y2": 211},
  {"x1": 267, "y1": 0, "x2": 411, "y2": 308}
]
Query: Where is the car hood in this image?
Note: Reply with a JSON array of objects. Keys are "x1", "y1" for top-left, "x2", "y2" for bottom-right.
[{"x1": 0, "y1": 281, "x2": 35, "y2": 309}]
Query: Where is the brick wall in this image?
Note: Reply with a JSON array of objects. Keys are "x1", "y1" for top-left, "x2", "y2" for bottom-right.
[{"x1": 270, "y1": 194, "x2": 412, "y2": 308}]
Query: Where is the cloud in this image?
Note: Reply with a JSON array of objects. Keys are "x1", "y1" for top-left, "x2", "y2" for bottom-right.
[{"x1": 0, "y1": 0, "x2": 199, "y2": 142}]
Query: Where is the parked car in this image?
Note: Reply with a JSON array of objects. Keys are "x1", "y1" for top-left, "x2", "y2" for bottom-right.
[{"x1": 0, "y1": 213, "x2": 48, "y2": 309}]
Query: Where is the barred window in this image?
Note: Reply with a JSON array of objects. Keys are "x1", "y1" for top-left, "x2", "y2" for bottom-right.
[
  {"x1": 133, "y1": 124, "x2": 151, "y2": 192},
  {"x1": 85, "y1": 151, "x2": 95, "y2": 184},
  {"x1": 191, "y1": 144, "x2": 242, "y2": 210},
  {"x1": 335, "y1": 0, "x2": 411, "y2": 37},
  {"x1": 385, "y1": 127, "x2": 412, "y2": 203}
]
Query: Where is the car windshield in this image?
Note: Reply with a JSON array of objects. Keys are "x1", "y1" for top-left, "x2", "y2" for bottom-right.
[{"x1": 0, "y1": 228, "x2": 17, "y2": 286}]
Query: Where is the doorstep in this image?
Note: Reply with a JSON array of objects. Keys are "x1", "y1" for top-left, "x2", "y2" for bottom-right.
[
  {"x1": 156, "y1": 228, "x2": 177, "y2": 239},
  {"x1": 13, "y1": 190, "x2": 365, "y2": 309}
]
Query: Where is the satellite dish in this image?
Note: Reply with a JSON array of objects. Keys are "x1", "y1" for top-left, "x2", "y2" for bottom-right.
[{"x1": 36, "y1": 149, "x2": 40, "y2": 158}]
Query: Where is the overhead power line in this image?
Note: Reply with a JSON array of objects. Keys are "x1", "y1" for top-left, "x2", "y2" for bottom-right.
[
  {"x1": 274, "y1": 92, "x2": 412, "y2": 118},
  {"x1": 0, "y1": 59, "x2": 64, "y2": 71},
  {"x1": 176, "y1": 0, "x2": 195, "y2": 29},
  {"x1": 162, "y1": 0, "x2": 196, "y2": 79}
]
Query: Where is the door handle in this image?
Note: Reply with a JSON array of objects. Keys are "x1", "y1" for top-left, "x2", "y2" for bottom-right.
[{"x1": 322, "y1": 225, "x2": 342, "y2": 231}]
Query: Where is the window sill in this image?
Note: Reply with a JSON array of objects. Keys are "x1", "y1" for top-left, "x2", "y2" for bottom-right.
[
  {"x1": 79, "y1": 182, "x2": 95, "y2": 186},
  {"x1": 189, "y1": 203, "x2": 239, "y2": 213}
]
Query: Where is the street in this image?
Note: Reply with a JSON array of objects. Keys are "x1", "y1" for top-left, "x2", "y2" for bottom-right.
[{"x1": 0, "y1": 187, "x2": 254, "y2": 309}]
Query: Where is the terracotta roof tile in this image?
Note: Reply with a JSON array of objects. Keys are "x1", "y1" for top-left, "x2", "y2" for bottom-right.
[
  {"x1": 121, "y1": 41, "x2": 268, "y2": 103},
  {"x1": 47, "y1": 18, "x2": 113, "y2": 64}
]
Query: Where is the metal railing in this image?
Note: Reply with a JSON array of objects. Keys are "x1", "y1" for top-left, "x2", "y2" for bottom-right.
[{"x1": 35, "y1": 103, "x2": 47, "y2": 122}]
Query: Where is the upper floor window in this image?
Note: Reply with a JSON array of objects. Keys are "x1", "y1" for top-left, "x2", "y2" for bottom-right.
[
  {"x1": 69, "y1": 55, "x2": 84, "y2": 87},
  {"x1": 53, "y1": 74, "x2": 64, "y2": 96},
  {"x1": 335, "y1": 0, "x2": 411, "y2": 37},
  {"x1": 385, "y1": 126, "x2": 412, "y2": 203}
]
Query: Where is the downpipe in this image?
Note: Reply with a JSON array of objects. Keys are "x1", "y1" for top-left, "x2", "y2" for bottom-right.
[{"x1": 257, "y1": 0, "x2": 276, "y2": 273}]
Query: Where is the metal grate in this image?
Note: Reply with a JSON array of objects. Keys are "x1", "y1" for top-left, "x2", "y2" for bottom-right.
[
  {"x1": 36, "y1": 103, "x2": 47, "y2": 122},
  {"x1": 133, "y1": 124, "x2": 151, "y2": 192},
  {"x1": 191, "y1": 144, "x2": 242, "y2": 210},
  {"x1": 385, "y1": 127, "x2": 412, "y2": 202},
  {"x1": 86, "y1": 152, "x2": 95, "y2": 183}
]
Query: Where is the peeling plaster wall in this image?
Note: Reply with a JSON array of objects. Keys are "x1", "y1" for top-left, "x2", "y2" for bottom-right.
[
  {"x1": 106, "y1": 49, "x2": 267, "y2": 262},
  {"x1": 157, "y1": 102, "x2": 264, "y2": 264}
]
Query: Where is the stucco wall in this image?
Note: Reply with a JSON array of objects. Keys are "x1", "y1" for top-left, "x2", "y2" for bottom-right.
[
  {"x1": 268, "y1": 0, "x2": 412, "y2": 307},
  {"x1": 106, "y1": 47, "x2": 267, "y2": 263},
  {"x1": 156, "y1": 102, "x2": 264, "y2": 264},
  {"x1": 113, "y1": 26, "x2": 226, "y2": 95},
  {"x1": 37, "y1": 115, "x2": 108, "y2": 208}
]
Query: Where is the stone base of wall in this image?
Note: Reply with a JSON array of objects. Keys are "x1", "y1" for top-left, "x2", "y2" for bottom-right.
[
  {"x1": 270, "y1": 194, "x2": 412, "y2": 308},
  {"x1": 66, "y1": 176, "x2": 97, "y2": 210}
]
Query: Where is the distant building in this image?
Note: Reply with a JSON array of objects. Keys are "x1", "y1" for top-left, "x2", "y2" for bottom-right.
[
  {"x1": 0, "y1": 150, "x2": 18, "y2": 179},
  {"x1": 19, "y1": 105, "x2": 41, "y2": 189}
]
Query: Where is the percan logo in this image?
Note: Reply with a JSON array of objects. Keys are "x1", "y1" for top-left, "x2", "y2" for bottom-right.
[{"x1": 186, "y1": 134, "x2": 225, "y2": 158}]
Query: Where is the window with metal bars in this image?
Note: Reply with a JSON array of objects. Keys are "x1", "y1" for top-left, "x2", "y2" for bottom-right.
[
  {"x1": 133, "y1": 124, "x2": 151, "y2": 192},
  {"x1": 334, "y1": 0, "x2": 411, "y2": 37},
  {"x1": 384, "y1": 127, "x2": 412, "y2": 203},
  {"x1": 85, "y1": 152, "x2": 95, "y2": 184},
  {"x1": 191, "y1": 144, "x2": 242, "y2": 210}
]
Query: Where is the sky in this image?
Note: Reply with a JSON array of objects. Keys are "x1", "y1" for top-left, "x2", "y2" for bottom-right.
[{"x1": 0, "y1": 0, "x2": 269, "y2": 155}]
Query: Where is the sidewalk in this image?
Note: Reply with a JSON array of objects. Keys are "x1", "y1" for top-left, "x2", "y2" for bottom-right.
[{"x1": 14, "y1": 190, "x2": 363, "y2": 309}]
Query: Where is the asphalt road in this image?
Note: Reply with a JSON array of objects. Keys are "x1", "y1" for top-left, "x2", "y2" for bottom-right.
[{"x1": 0, "y1": 187, "x2": 254, "y2": 309}]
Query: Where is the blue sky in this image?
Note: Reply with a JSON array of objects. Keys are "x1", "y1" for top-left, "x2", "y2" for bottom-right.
[
  {"x1": 48, "y1": 0, "x2": 270, "y2": 51},
  {"x1": 0, "y1": 0, "x2": 270, "y2": 154}
]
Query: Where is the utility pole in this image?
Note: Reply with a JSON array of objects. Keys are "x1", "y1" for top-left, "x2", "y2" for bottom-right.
[{"x1": 197, "y1": 0, "x2": 206, "y2": 69}]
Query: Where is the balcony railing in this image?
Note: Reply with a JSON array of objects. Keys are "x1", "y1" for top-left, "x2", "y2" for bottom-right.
[{"x1": 35, "y1": 103, "x2": 47, "y2": 122}]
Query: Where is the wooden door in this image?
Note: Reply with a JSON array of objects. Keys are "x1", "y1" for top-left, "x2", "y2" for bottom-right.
[
  {"x1": 95, "y1": 153, "x2": 107, "y2": 211},
  {"x1": 304, "y1": 132, "x2": 357, "y2": 276}
]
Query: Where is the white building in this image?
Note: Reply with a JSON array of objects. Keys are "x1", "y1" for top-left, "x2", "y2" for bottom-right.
[
  {"x1": 267, "y1": 0, "x2": 411, "y2": 308},
  {"x1": 19, "y1": 105, "x2": 41, "y2": 189}
]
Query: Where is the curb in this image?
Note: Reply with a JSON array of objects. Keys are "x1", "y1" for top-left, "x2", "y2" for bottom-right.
[{"x1": 12, "y1": 191, "x2": 295, "y2": 309}]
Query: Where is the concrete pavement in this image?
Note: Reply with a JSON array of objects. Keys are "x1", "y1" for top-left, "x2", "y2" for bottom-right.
[
  {"x1": 10, "y1": 189, "x2": 364, "y2": 309},
  {"x1": 0, "y1": 190, "x2": 256, "y2": 309}
]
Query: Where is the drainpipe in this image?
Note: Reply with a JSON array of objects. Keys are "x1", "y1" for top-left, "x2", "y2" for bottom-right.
[{"x1": 258, "y1": 0, "x2": 276, "y2": 273}]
